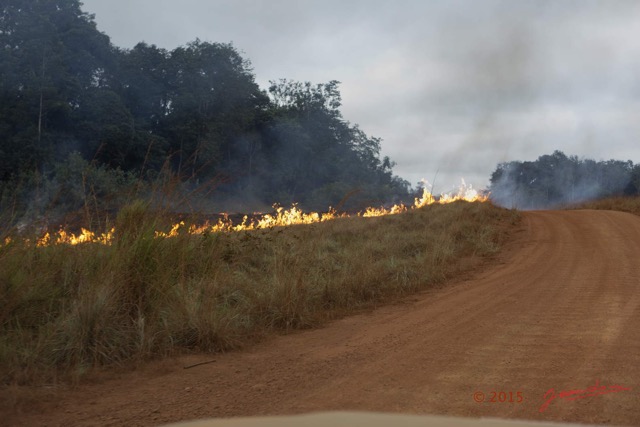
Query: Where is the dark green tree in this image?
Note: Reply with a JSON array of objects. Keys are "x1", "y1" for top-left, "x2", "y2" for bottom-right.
[
  {"x1": 161, "y1": 40, "x2": 269, "y2": 179},
  {"x1": 260, "y1": 79, "x2": 409, "y2": 209},
  {"x1": 0, "y1": 0, "x2": 113, "y2": 177}
]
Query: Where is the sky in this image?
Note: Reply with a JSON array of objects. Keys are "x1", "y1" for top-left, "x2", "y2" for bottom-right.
[{"x1": 80, "y1": 0, "x2": 640, "y2": 193}]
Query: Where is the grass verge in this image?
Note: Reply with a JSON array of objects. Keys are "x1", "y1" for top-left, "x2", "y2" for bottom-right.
[
  {"x1": 570, "y1": 195, "x2": 640, "y2": 216},
  {"x1": 0, "y1": 201, "x2": 519, "y2": 387}
]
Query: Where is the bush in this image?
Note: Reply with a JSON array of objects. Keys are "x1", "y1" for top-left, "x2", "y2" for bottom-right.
[{"x1": 0, "y1": 152, "x2": 144, "y2": 232}]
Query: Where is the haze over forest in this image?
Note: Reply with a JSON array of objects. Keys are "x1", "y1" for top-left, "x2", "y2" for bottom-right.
[
  {"x1": 1, "y1": 0, "x2": 413, "y2": 222},
  {"x1": 80, "y1": 0, "x2": 640, "y2": 190},
  {"x1": 1, "y1": 0, "x2": 640, "y2": 227}
]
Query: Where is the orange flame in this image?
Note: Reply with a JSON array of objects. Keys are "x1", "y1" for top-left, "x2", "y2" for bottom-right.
[
  {"x1": 6, "y1": 181, "x2": 488, "y2": 246},
  {"x1": 35, "y1": 228, "x2": 114, "y2": 247}
]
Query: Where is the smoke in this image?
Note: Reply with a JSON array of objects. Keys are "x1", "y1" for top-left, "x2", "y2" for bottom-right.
[
  {"x1": 355, "y1": 1, "x2": 640, "y2": 191},
  {"x1": 79, "y1": 1, "x2": 640, "y2": 195},
  {"x1": 488, "y1": 151, "x2": 636, "y2": 210}
]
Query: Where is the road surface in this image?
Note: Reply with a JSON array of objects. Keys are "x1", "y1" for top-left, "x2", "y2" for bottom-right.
[{"x1": 9, "y1": 210, "x2": 640, "y2": 426}]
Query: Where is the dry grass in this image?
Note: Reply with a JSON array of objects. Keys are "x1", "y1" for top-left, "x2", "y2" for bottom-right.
[
  {"x1": 569, "y1": 195, "x2": 640, "y2": 216},
  {"x1": 0, "y1": 201, "x2": 519, "y2": 386}
]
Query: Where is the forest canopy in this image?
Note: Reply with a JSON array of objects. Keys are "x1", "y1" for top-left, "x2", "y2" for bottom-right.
[{"x1": 0, "y1": 0, "x2": 409, "y2": 225}]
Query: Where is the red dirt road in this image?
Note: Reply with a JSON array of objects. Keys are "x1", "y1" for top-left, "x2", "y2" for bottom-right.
[{"x1": 9, "y1": 210, "x2": 640, "y2": 426}]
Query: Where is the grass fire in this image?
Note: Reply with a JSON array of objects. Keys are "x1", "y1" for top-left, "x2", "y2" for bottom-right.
[
  {"x1": 0, "y1": 194, "x2": 512, "y2": 387},
  {"x1": 6, "y1": 184, "x2": 488, "y2": 247}
]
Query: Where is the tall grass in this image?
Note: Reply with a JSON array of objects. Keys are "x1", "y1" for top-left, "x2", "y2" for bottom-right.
[
  {"x1": 570, "y1": 195, "x2": 640, "y2": 216},
  {"x1": 0, "y1": 201, "x2": 519, "y2": 386}
]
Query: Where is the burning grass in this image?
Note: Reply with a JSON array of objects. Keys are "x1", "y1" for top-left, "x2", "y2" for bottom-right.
[
  {"x1": 0, "y1": 200, "x2": 518, "y2": 386},
  {"x1": 11, "y1": 185, "x2": 488, "y2": 246}
]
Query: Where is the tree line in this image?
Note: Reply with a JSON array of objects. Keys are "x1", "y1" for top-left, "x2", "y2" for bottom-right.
[
  {"x1": 0, "y1": 0, "x2": 409, "y2": 225},
  {"x1": 489, "y1": 150, "x2": 640, "y2": 209}
]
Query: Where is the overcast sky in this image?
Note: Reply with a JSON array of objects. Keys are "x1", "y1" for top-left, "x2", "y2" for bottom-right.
[{"x1": 80, "y1": 0, "x2": 640, "y2": 192}]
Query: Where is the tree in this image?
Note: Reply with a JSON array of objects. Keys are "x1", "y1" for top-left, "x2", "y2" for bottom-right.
[
  {"x1": 0, "y1": 0, "x2": 114, "y2": 177},
  {"x1": 489, "y1": 151, "x2": 636, "y2": 209},
  {"x1": 627, "y1": 165, "x2": 640, "y2": 195},
  {"x1": 0, "y1": 3, "x2": 410, "y2": 216},
  {"x1": 161, "y1": 40, "x2": 268, "y2": 179},
  {"x1": 117, "y1": 43, "x2": 172, "y2": 129},
  {"x1": 259, "y1": 79, "x2": 409, "y2": 209}
]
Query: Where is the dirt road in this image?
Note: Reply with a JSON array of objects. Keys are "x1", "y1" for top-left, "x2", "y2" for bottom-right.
[{"x1": 10, "y1": 210, "x2": 640, "y2": 426}]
